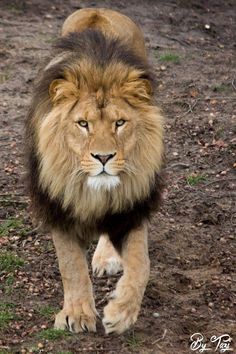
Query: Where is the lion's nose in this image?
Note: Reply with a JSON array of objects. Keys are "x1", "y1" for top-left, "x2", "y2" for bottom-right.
[{"x1": 91, "y1": 153, "x2": 116, "y2": 165}]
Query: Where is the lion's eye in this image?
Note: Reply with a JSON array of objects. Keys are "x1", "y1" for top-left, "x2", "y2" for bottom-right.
[
  {"x1": 77, "y1": 120, "x2": 88, "y2": 128},
  {"x1": 116, "y1": 119, "x2": 126, "y2": 127}
]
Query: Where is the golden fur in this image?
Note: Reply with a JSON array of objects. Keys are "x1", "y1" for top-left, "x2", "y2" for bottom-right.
[{"x1": 26, "y1": 8, "x2": 164, "y2": 334}]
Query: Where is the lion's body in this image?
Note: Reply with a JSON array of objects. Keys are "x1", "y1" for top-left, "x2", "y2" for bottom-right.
[
  {"x1": 62, "y1": 8, "x2": 147, "y2": 60},
  {"x1": 26, "y1": 8, "x2": 164, "y2": 334}
]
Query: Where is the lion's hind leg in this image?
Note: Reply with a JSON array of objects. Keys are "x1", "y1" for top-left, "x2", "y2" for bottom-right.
[
  {"x1": 92, "y1": 234, "x2": 123, "y2": 277},
  {"x1": 102, "y1": 224, "x2": 150, "y2": 334},
  {"x1": 53, "y1": 231, "x2": 97, "y2": 333}
]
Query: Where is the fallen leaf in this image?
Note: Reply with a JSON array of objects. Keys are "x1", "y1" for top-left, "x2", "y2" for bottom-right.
[
  {"x1": 212, "y1": 139, "x2": 228, "y2": 148},
  {"x1": 190, "y1": 89, "x2": 198, "y2": 98}
]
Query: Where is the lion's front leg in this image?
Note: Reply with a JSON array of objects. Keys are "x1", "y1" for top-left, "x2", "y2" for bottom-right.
[
  {"x1": 53, "y1": 231, "x2": 97, "y2": 333},
  {"x1": 103, "y1": 223, "x2": 150, "y2": 334}
]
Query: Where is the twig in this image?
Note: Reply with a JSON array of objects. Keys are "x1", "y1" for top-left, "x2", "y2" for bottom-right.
[
  {"x1": 232, "y1": 78, "x2": 236, "y2": 91},
  {"x1": 182, "y1": 99, "x2": 199, "y2": 117},
  {"x1": 162, "y1": 34, "x2": 190, "y2": 46},
  {"x1": 0, "y1": 20, "x2": 21, "y2": 26},
  {"x1": 204, "y1": 178, "x2": 236, "y2": 186},
  {"x1": 0, "y1": 193, "x2": 25, "y2": 197},
  {"x1": 166, "y1": 163, "x2": 190, "y2": 170},
  {"x1": 0, "y1": 199, "x2": 28, "y2": 205},
  {"x1": 161, "y1": 96, "x2": 236, "y2": 104},
  {"x1": 21, "y1": 226, "x2": 41, "y2": 237},
  {"x1": 152, "y1": 328, "x2": 167, "y2": 345}
]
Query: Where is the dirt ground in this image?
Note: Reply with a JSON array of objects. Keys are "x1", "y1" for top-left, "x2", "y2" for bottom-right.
[{"x1": 0, "y1": 0, "x2": 235, "y2": 353}]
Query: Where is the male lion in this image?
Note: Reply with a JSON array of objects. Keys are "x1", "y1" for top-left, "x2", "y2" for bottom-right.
[{"x1": 26, "y1": 8, "x2": 164, "y2": 334}]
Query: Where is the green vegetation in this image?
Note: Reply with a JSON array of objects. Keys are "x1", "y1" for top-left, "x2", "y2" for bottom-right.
[
  {"x1": 38, "y1": 329, "x2": 70, "y2": 341},
  {"x1": 0, "y1": 251, "x2": 24, "y2": 273},
  {"x1": 126, "y1": 333, "x2": 142, "y2": 349},
  {"x1": 0, "y1": 303, "x2": 17, "y2": 329},
  {"x1": 159, "y1": 52, "x2": 180, "y2": 63},
  {"x1": 186, "y1": 174, "x2": 207, "y2": 186},
  {"x1": 0, "y1": 73, "x2": 10, "y2": 84},
  {"x1": 5, "y1": 275, "x2": 14, "y2": 286},
  {"x1": 0, "y1": 218, "x2": 23, "y2": 237},
  {"x1": 37, "y1": 305, "x2": 58, "y2": 318},
  {"x1": 4, "y1": 274, "x2": 15, "y2": 295},
  {"x1": 213, "y1": 84, "x2": 229, "y2": 92}
]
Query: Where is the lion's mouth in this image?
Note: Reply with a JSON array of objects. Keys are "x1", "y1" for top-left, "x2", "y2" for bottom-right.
[{"x1": 100, "y1": 170, "x2": 113, "y2": 176}]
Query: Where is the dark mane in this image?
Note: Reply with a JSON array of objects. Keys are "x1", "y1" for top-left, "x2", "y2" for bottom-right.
[{"x1": 54, "y1": 29, "x2": 154, "y2": 84}]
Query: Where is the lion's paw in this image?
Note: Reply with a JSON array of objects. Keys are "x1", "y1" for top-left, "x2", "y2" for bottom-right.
[
  {"x1": 92, "y1": 255, "x2": 123, "y2": 277},
  {"x1": 54, "y1": 301, "x2": 97, "y2": 333},
  {"x1": 102, "y1": 294, "x2": 140, "y2": 334}
]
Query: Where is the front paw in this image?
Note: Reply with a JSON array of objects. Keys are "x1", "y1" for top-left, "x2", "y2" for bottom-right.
[
  {"x1": 55, "y1": 300, "x2": 97, "y2": 333},
  {"x1": 102, "y1": 290, "x2": 141, "y2": 334}
]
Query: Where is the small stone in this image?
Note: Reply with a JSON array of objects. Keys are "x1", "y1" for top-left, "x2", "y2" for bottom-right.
[
  {"x1": 208, "y1": 302, "x2": 214, "y2": 308},
  {"x1": 37, "y1": 343, "x2": 44, "y2": 349},
  {"x1": 153, "y1": 312, "x2": 160, "y2": 318},
  {"x1": 191, "y1": 307, "x2": 196, "y2": 313},
  {"x1": 205, "y1": 24, "x2": 210, "y2": 30},
  {"x1": 220, "y1": 237, "x2": 226, "y2": 243},
  {"x1": 160, "y1": 65, "x2": 166, "y2": 71},
  {"x1": 209, "y1": 119, "x2": 214, "y2": 126}
]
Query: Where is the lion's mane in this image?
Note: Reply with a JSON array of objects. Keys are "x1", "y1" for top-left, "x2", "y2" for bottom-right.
[{"x1": 25, "y1": 29, "x2": 164, "y2": 251}]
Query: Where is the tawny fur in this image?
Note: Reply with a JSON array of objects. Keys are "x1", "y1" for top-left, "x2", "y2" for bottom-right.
[{"x1": 26, "y1": 8, "x2": 165, "y2": 335}]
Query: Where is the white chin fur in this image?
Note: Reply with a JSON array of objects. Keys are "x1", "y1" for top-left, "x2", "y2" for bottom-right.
[{"x1": 87, "y1": 175, "x2": 120, "y2": 191}]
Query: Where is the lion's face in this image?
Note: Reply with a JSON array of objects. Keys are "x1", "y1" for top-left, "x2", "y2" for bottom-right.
[{"x1": 63, "y1": 95, "x2": 139, "y2": 190}]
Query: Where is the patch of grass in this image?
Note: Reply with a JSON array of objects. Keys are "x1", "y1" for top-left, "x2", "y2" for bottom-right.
[
  {"x1": 186, "y1": 174, "x2": 207, "y2": 186},
  {"x1": 0, "y1": 251, "x2": 24, "y2": 273},
  {"x1": 0, "y1": 218, "x2": 23, "y2": 237},
  {"x1": 213, "y1": 84, "x2": 228, "y2": 92},
  {"x1": 3, "y1": 275, "x2": 15, "y2": 295},
  {"x1": 126, "y1": 333, "x2": 142, "y2": 349},
  {"x1": 159, "y1": 52, "x2": 180, "y2": 63},
  {"x1": 38, "y1": 329, "x2": 70, "y2": 341},
  {"x1": 0, "y1": 72, "x2": 10, "y2": 84},
  {"x1": 7, "y1": 3, "x2": 24, "y2": 13},
  {"x1": 4, "y1": 274, "x2": 15, "y2": 294},
  {"x1": 0, "y1": 303, "x2": 17, "y2": 329},
  {"x1": 214, "y1": 127, "x2": 224, "y2": 139},
  {"x1": 37, "y1": 305, "x2": 58, "y2": 318},
  {"x1": 0, "y1": 303, "x2": 16, "y2": 311},
  {"x1": 5, "y1": 275, "x2": 15, "y2": 286}
]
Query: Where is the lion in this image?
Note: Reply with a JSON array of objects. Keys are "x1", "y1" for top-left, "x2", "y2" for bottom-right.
[{"x1": 25, "y1": 8, "x2": 164, "y2": 334}]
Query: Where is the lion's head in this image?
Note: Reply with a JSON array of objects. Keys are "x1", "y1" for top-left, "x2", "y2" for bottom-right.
[{"x1": 27, "y1": 30, "x2": 164, "y2": 222}]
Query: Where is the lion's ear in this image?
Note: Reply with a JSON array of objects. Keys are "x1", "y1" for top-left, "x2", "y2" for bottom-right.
[
  {"x1": 121, "y1": 75, "x2": 153, "y2": 104},
  {"x1": 135, "y1": 78, "x2": 153, "y2": 101},
  {"x1": 49, "y1": 79, "x2": 79, "y2": 104}
]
